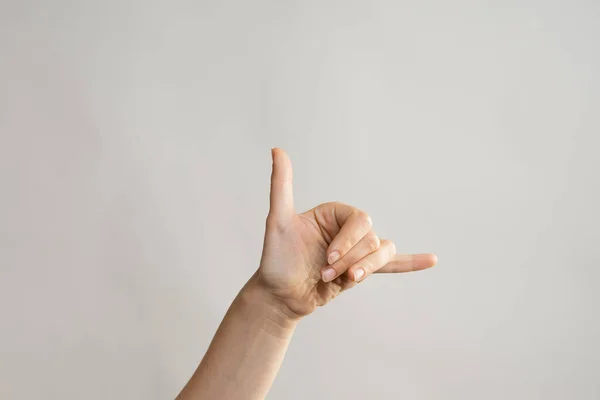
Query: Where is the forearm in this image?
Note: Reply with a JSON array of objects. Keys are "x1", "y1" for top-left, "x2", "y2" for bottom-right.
[
  {"x1": 177, "y1": 274, "x2": 300, "y2": 400},
  {"x1": 175, "y1": 148, "x2": 436, "y2": 398}
]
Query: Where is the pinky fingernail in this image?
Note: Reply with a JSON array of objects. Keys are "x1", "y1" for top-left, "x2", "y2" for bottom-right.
[{"x1": 353, "y1": 268, "x2": 365, "y2": 281}]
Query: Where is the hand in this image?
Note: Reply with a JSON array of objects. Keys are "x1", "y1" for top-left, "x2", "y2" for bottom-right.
[{"x1": 255, "y1": 148, "x2": 437, "y2": 317}]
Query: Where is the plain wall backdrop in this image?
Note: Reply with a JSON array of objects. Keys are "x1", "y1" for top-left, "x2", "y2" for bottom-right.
[{"x1": 1, "y1": 1, "x2": 599, "y2": 399}]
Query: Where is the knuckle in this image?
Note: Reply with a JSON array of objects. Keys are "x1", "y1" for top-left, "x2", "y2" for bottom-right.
[
  {"x1": 388, "y1": 240, "x2": 397, "y2": 255},
  {"x1": 266, "y1": 214, "x2": 285, "y2": 234},
  {"x1": 380, "y1": 239, "x2": 395, "y2": 254},
  {"x1": 356, "y1": 210, "x2": 369, "y2": 223},
  {"x1": 265, "y1": 214, "x2": 275, "y2": 227},
  {"x1": 363, "y1": 214, "x2": 373, "y2": 229},
  {"x1": 365, "y1": 232, "x2": 380, "y2": 251}
]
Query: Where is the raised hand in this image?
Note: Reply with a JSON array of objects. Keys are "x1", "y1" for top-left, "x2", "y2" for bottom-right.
[
  {"x1": 256, "y1": 148, "x2": 437, "y2": 317},
  {"x1": 177, "y1": 148, "x2": 437, "y2": 400}
]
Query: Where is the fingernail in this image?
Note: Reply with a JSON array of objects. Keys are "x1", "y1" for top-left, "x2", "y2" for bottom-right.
[
  {"x1": 327, "y1": 251, "x2": 340, "y2": 265},
  {"x1": 322, "y1": 267, "x2": 336, "y2": 282},
  {"x1": 353, "y1": 268, "x2": 365, "y2": 281}
]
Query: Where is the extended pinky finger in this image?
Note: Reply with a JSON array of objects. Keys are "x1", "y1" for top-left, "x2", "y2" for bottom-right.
[{"x1": 375, "y1": 253, "x2": 438, "y2": 274}]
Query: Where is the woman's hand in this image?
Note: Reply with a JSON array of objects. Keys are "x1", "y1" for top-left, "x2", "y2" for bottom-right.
[
  {"x1": 177, "y1": 148, "x2": 437, "y2": 399},
  {"x1": 256, "y1": 148, "x2": 437, "y2": 317}
]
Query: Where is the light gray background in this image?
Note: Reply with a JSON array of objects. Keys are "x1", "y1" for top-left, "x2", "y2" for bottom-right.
[{"x1": 1, "y1": 1, "x2": 599, "y2": 399}]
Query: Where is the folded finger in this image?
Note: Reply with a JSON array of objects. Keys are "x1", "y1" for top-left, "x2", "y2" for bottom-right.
[
  {"x1": 347, "y1": 239, "x2": 397, "y2": 282},
  {"x1": 326, "y1": 208, "x2": 372, "y2": 265},
  {"x1": 321, "y1": 230, "x2": 380, "y2": 282}
]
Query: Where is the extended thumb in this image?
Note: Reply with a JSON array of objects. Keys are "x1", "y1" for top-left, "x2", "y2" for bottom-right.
[{"x1": 268, "y1": 147, "x2": 294, "y2": 224}]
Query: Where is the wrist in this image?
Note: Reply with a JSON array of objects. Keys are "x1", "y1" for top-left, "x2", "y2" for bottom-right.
[{"x1": 240, "y1": 273, "x2": 302, "y2": 333}]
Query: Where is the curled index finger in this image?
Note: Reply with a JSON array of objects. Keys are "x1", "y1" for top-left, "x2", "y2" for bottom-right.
[{"x1": 326, "y1": 206, "x2": 372, "y2": 265}]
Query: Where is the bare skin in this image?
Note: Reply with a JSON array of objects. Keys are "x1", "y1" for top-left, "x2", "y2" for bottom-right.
[{"x1": 176, "y1": 148, "x2": 437, "y2": 399}]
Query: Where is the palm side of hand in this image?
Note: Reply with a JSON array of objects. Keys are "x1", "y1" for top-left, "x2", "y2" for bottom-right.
[
  {"x1": 259, "y1": 207, "x2": 351, "y2": 316},
  {"x1": 256, "y1": 149, "x2": 437, "y2": 317}
]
